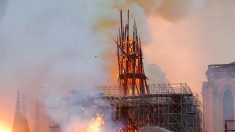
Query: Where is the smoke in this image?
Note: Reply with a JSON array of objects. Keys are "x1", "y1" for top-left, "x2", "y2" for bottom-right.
[
  {"x1": 157, "y1": 0, "x2": 204, "y2": 21},
  {"x1": 0, "y1": 0, "x2": 7, "y2": 22},
  {"x1": 0, "y1": 0, "x2": 205, "y2": 131},
  {"x1": 145, "y1": 64, "x2": 168, "y2": 84},
  {"x1": 45, "y1": 90, "x2": 121, "y2": 132},
  {"x1": 121, "y1": 0, "x2": 204, "y2": 21}
]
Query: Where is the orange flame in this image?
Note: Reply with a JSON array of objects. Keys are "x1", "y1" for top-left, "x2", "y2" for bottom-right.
[
  {"x1": 0, "y1": 120, "x2": 11, "y2": 132},
  {"x1": 86, "y1": 114, "x2": 104, "y2": 132}
]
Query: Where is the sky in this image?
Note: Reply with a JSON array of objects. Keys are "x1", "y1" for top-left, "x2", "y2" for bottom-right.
[
  {"x1": 144, "y1": 0, "x2": 235, "y2": 96},
  {"x1": 0, "y1": 0, "x2": 235, "y2": 131}
]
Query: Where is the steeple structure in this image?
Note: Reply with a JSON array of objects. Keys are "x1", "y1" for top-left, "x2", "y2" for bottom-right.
[
  {"x1": 12, "y1": 89, "x2": 30, "y2": 132},
  {"x1": 115, "y1": 10, "x2": 149, "y2": 96}
]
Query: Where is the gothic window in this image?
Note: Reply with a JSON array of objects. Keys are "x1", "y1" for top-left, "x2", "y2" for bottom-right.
[{"x1": 223, "y1": 89, "x2": 234, "y2": 129}]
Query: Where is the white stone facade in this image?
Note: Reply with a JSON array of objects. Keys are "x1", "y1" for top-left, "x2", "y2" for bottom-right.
[{"x1": 203, "y1": 63, "x2": 235, "y2": 132}]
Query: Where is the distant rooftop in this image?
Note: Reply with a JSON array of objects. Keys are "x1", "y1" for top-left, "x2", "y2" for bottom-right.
[
  {"x1": 207, "y1": 61, "x2": 235, "y2": 78},
  {"x1": 229, "y1": 61, "x2": 235, "y2": 65},
  {"x1": 207, "y1": 61, "x2": 235, "y2": 73},
  {"x1": 208, "y1": 61, "x2": 235, "y2": 68}
]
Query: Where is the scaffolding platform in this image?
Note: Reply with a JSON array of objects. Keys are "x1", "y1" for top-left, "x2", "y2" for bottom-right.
[{"x1": 99, "y1": 83, "x2": 203, "y2": 132}]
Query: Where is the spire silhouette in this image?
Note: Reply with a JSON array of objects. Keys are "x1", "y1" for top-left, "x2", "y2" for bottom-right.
[
  {"x1": 12, "y1": 89, "x2": 30, "y2": 132},
  {"x1": 14, "y1": 89, "x2": 21, "y2": 117}
]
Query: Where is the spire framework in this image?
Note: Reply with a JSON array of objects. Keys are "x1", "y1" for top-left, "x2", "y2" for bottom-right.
[{"x1": 115, "y1": 10, "x2": 149, "y2": 96}]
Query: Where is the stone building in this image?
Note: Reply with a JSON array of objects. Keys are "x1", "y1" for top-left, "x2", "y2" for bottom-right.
[{"x1": 203, "y1": 62, "x2": 235, "y2": 132}]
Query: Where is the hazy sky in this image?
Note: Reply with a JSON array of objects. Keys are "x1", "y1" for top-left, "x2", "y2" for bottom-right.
[
  {"x1": 144, "y1": 0, "x2": 235, "y2": 96},
  {"x1": 0, "y1": 0, "x2": 235, "y2": 131}
]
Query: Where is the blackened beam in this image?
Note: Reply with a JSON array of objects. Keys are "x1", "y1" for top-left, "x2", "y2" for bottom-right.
[{"x1": 114, "y1": 39, "x2": 133, "y2": 61}]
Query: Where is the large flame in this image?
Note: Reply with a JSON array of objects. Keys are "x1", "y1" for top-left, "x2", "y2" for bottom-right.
[
  {"x1": 86, "y1": 114, "x2": 104, "y2": 132},
  {"x1": 0, "y1": 120, "x2": 11, "y2": 132}
]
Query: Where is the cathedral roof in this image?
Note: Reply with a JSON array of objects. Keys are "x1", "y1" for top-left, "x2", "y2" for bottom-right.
[
  {"x1": 229, "y1": 61, "x2": 235, "y2": 65},
  {"x1": 208, "y1": 61, "x2": 235, "y2": 68}
]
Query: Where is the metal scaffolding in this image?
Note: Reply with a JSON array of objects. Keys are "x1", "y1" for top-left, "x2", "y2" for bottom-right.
[{"x1": 99, "y1": 83, "x2": 203, "y2": 132}]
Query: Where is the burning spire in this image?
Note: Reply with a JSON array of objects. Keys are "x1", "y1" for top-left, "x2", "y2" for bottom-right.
[{"x1": 115, "y1": 10, "x2": 149, "y2": 96}]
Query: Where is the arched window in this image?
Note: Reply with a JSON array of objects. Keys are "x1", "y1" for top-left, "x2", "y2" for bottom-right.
[{"x1": 224, "y1": 89, "x2": 233, "y2": 129}]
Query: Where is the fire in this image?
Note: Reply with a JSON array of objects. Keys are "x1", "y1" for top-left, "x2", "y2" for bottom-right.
[
  {"x1": 0, "y1": 121, "x2": 11, "y2": 132},
  {"x1": 86, "y1": 114, "x2": 104, "y2": 132}
]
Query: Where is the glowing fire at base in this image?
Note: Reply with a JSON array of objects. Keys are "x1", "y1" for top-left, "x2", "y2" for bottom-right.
[
  {"x1": 0, "y1": 121, "x2": 11, "y2": 132},
  {"x1": 86, "y1": 114, "x2": 104, "y2": 132}
]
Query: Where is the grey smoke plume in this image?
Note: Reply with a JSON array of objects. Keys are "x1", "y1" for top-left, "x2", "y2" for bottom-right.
[
  {"x1": 145, "y1": 64, "x2": 168, "y2": 84},
  {"x1": 0, "y1": 0, "x2": 7, "y2": 22},
  {"x1": 0, "y1": 0, "x2": 204, "y2": 131},
  {"x1": 46, "y1": 90, "x2": 121, "y2": 131},
  {"x1": 157, "y1": 0, "x2": 204, "y2": 21},
  {"x1": 123, "y1": 0, "x2": 204, "y2": 21}
]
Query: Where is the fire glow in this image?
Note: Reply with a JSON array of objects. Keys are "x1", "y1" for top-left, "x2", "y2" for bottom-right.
[
  {"x1": 86, "y1": 114, "x2": 104, "y2": 132},
  {"x1": 0, "y1": 121, "x2": 11, "y2": 132}
]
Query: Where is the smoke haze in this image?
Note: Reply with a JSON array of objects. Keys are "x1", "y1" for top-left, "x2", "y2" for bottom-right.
[
  {"x1": 1, "y1": 0, "x2": 235, "y2": 131},
  {"x1": 144, "y1": 0, "x2": 235, "y2": 99}
]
